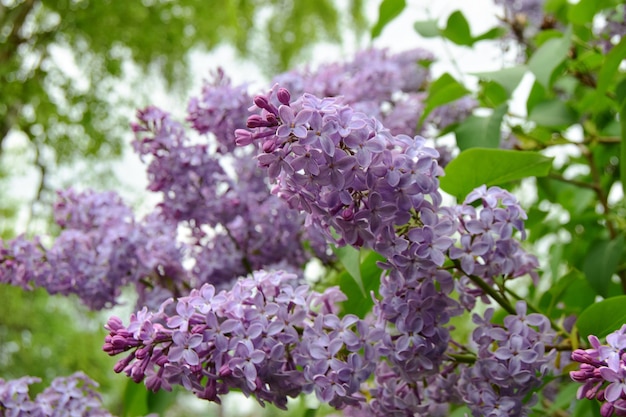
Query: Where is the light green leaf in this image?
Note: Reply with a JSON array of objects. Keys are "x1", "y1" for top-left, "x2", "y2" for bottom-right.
[
  {"x1": 122, "y1": 380, "x2": 149, "y2": 417},
  {"x1": 473, "y1": 66, "x2": 527, "y2": 96},
  {"x1": 576, "y1": 295, "x2": 626, "y2": 339},
  {"x1": 441, "y1": 10, "x2": 472, "y2": 46},
  {"x1": 568, "y1": 0, "x2": 616, "y2": 25},
  {"x1": 440, "y1": 149, "x2": 553, "y2": 200},
  {"x1": 528, "y1": 100, "x2": 578, "y2": 128},
  {"x1": 582, "y1": 235, "x2": 624, "y2": 298},
  {"x1": 455, "y1": 104, "x2": 507, "y2": 150},
  {"x1": 333, "y1": 245, "x2": 364, "y2": 295},
  {"x1": 596, "y1": 36, "x2": 626, "y2": 100},
  {"x1": 414, "y1": 19, "x2": 439, "y2": 38},
  {"x1": 371, "y1": 0, "x2": 407, "y2": 39},
  {"x1": 421, "y1": 73, "x2": 469, "y2": 123},
  {"x1": 337, "y1": 251, "x2": 384, "y2": 318},
  {"x1": 473, "y1": 26, "x2": 507, "y2": 42},
  {"x1": 621, "y1": 100, "x2": 626, "y2": 196},
  {"x1": 528, "y1": 26, "x2": 572, "y2": 88}
]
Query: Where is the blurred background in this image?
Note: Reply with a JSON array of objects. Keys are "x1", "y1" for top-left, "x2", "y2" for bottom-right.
[{"x1": 0, "y1": 0, "x2": 504, "y2": 415}]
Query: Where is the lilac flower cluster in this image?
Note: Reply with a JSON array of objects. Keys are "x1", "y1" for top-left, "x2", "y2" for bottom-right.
[
  {"x1": 132, "y1": 104, "x2": 329, "y2": 288},
  {"x1": 0, "y1": 189, "x2": 186, "y2": 310},
  {"x1": 273, "y1": 48, "x2": 476, "y2": 137},
  {"x1": 186, "y1": 68, "x2": 252, "y2": 154},
  {"x1": 235, "y1": 86, "x2": 470, "y2": 408},
  {"x1": 450, "y1": 185, "x2": 539, "y2": 309},
  {"x1": 571, "y1": 325, "x2": 626, "y2": 416},
  {"x1": 104, "y1": 270, "x2": 382, "y2": 409},
  {"x1": 0, "y1": 372, "x2": 113, "y2": 416},
  {"x1": 458, "y1": 301, "x2": 556, "y2": 417}
]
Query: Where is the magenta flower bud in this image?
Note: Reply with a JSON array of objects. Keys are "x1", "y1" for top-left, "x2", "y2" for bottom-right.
[
  {"x1": 265, "y1": 113, "x2": 278, "y2": 126},
  {"x1": 277, "y1": 88, "x2": 291, "y2": 105},
  {"x1": 234, "y1": 129, "x2": 254, "y2": 146},
  {"x1": 262, "y1": 138, "x2": 277, "y2": 153},
  {"x1": 247, "y1": 115, "x2": 267, "y2": 128}
]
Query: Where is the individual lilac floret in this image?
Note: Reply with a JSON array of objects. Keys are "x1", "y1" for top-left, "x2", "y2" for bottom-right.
[
  {"x1": 458, "y1": 301, "x2": 556, "y2": 417},
  {"x1": 571, "y1": 325, "x2": 626, "y2": 416},
  {"x1": 104, "y1": 270, "x2": 381, "y2": 410},
  {"x1": 0, "y1": 372, "x2": 114, "y2": 416}
]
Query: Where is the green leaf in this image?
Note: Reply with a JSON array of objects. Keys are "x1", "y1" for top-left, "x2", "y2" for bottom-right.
[
  {"x1": 304, "y1": 409, "x2": 318, "y2": 417},
  {"x1": 582, "y1": 235, "x2": 624, "y2": 298},
  {"x1": 621, "y1": 100, "x2": 626, "y2": 196},
  {"x1": 539, "y1": 270, "x2": 595, "y2": 317},
  {"x1": 371, "y1": 0, "x2": 406, "y2": 39},
  {"x1": 455, "y1": 104, "x2": 507, "y2": 150},
  {"x1": 528, "y1": 26, "x2": 572, "y2": 88},
  {"x1": 472, "y1": 26, "x2": 507, "y2": 43},
  {"x1": 337, "y1": 251, "x2": 384, "y2": 318},
  {"x1": 441, "y1": 11, "x2": 472, "y2": 46},
  {"x1": 440, "y1": 149, "x2": 553, "y2": 200},
  {"x1": 576, "y1": 295, "x2": 626, "y2": 339},
  {"x1": 595, "y1": 36, "x2": 626, "y2": 102},
  {"x1": 333, "y1": 245, "x2": 364, "y2": 295},
  {"x1": 479, "y1": 81, "x2": 509, "y2": 107},
  {"x1": 528, "y1": 100, "x2": 578, "y2": 128},
  {"x1": 568, "y1": 0, "x2": 616, "y2": 25},
  {"x1": 122, "y1": 380, "x2": 149, "y2": 417},
  {"x1": 421, "y1": 73, "x2": 469, "y2": 123},
  {"x1": 473, "y1": 66, "x2": 527, "y2": 96},
  {"x1": 413, "y1": 19, "x2": 439, "y2": 38}
]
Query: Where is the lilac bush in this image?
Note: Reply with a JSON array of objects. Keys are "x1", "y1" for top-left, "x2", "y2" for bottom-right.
[{"x1": 2, "y1": 0, "x2": 626, "y2": 412}]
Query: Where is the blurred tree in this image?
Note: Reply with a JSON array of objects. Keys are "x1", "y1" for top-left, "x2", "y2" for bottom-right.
[{"x1": 0, "y1": 0, "x2": 367, "y2": 236}]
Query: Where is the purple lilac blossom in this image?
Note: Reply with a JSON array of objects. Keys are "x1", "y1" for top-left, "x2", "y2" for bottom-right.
[
  {"x1": 186, "y1": 68, "x2": 252, "y2": 154},
  {"x1": 0, "y1": 189, "x2": 187, "y2": 310},
  {"x1": 235, "y1": 87, "x2": 468, "y2": 411},
  {"x1": 458, "y1": 301, "x2": 556, "y2": 417},
  {"x1": 571, "y1": 325, "x2": 626, "y2": 416},
  {"x1": 449, "y1": 185, "x2": 539, "y2": 308},
  {"x1": 0, "y1": 372, "x2": 114, "y2": 416},
  {"x1": 103, "y1": 270, "x2": 382, "y2": 409}
]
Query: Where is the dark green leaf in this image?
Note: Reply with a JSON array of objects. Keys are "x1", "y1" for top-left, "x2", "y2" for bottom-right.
[
  {"x1": 413, "y1": 19, "x2": 439, "y2": 38},
  {"x1": 539, "y1": 270, "x2": 595, "y2": 317},
  {"x1": 577, "y1": 295, "x2": 626, "y2": 339},
  {"x1": 441, "y1": 11, "x2": 472, "y2": 46},
  {"x1": 528, "y1": 26, "x2": 572, "y2": 88},
  {"x1": 455, "y1": 104, "x2": 507, "y2": 150},
  {"x1": 582, "y1": 235, "x2": 624, "y2": 297},
  {"x1": 473, "y1": 66, "x2": 527, "y2": 96},
  {"x1": 371, "y1": 0, "x2": 407, "y2": 39},
  {"x1": 528, "y1": 100, "x2": 578, "y2": 128},
  {"x1": 304, "y1": 408, "x2": 318, "y2": 417},
  {"x1": 440, "y1": 149, "x2": 553, "y2": 200}
]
